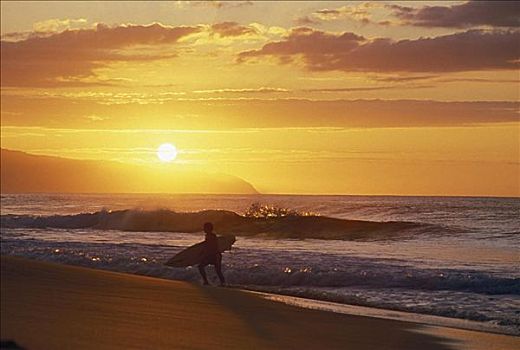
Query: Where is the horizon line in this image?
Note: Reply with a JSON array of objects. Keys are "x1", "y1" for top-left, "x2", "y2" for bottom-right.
[{"x1": 1, "y1": 191, "x2": 518, "y2": 199}]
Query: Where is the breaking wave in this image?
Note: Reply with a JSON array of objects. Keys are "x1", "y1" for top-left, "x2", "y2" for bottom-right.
[{"x1": 0, "y1": 208, "x2": 446, "y2": 240}]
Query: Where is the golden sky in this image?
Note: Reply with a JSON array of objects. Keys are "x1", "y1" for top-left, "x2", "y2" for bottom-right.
[{"x1": 1, "y1": 1, "x2": 519, "y2": 196}]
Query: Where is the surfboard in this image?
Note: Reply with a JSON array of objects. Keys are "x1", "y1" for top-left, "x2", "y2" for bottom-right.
[{"x1": 165, "y1": 235, "x2": 236, "y2": 267}]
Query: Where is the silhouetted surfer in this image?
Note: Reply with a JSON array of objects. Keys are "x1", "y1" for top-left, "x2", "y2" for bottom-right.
[{"x1": 198, "y1": 222, "x2": 226, "y2": 286}]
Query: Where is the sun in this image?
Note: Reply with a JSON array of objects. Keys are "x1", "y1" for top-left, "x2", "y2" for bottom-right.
[{"x1": 157, "y1": 143, "x2": 177, "y2": 162}]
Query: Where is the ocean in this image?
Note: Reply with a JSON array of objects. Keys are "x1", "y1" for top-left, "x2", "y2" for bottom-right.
[{"x1": 1, "y1": 193, "x2": 519, "y2": 335}]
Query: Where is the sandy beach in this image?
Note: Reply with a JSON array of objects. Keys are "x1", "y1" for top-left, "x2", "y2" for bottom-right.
[{"x1": 1, "y1": 256, "x2": 518, "y2": 350}]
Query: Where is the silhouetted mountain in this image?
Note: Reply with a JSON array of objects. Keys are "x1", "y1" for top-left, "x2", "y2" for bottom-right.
[{"x1": 0, "y1": 149, "x2": 258, "y2": 194}]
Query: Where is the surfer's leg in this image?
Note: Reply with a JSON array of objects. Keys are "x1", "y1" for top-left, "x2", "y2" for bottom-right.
[
  {"x1": 215, "y1": 255, "x2": 225, "y2": 285},
  {"x1": 198, "y1": 264, "x2": 209, "y2": 285}
]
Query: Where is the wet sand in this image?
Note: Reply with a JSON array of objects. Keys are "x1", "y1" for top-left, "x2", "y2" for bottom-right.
[{"x1": 1, "y1": 256, "x2": 518, "y2": 350}]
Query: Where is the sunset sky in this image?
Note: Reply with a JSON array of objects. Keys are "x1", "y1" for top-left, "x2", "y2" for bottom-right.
[{"x1": 1, "y1": 1, "x2": 519, "y2": 196}]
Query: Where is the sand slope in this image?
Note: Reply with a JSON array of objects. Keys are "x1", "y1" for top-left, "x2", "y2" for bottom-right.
[{"x1": 1, "y1": 256, "x2": 518, "y2": 350}]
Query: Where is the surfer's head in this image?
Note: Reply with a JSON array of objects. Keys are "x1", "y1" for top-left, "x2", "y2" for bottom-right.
[{"x1": 203, "y1": 222, "x2": 214, "y2": 233}]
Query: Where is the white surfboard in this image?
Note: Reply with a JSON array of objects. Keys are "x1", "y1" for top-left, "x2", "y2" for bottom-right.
[{"x1": 165, "y1": 235, "x2": 236, "y2": 267}]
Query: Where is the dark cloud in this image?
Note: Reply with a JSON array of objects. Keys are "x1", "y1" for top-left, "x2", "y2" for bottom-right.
[
  {"x1": 389, "y1": 1, "x2": 520, "y2": 28},
  {"x1": 1, "y1": 23, "x2": 201, "y2": 87},
  {"x1": 238, "y1": 27, "x2": 364, "y2": 64},
  {"x1": 210, "y1": 22, "x2": 257, "y2": 37},
  {"x1": 373, "y1": 75, "x2": 437, "y2": 83},
  {"x1": 238, "y1": 28, "x2": 520, "y2": 73},
  {"x1": 294, "y1": 16, "x2": 320, "y2": 26}
]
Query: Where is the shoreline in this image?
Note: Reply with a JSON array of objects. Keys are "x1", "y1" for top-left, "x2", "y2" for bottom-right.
[
  {"x1": 246, "y1": 290, "x2": 518, "y2": 336},
  {"x1": 2, "y1": 254, "x2": 516, "y2": 337},
  {"x1": 2, "y1": 255, "x2": 519, "y2": 350}
]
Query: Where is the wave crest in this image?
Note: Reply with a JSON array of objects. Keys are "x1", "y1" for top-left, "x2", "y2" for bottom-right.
[{"x1": 1, "y1": 208, "x2": 441, "y2": 240}]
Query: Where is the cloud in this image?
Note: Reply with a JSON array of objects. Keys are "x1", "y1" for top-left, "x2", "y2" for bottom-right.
[
  {"x1": 33, "y1": 18, "x2": 88, "y2": 33},
  {"x1": 372, "y1": 75, "x2": 437, "y2": 83},
  {"x1": 315, "y1": 4, "x2": 375, "y2": 23},
  {"x1": 389, "y1": 1, "x2": 520, "y2": 28},
  {"x1": 1, "y1": 23, "x2": 201, "y2": 87},
  {"x1": 294, "y1": 16, "x2": 321, "y2": 26},
  {"x1": 299, "y1": 85, "x2": 433, "y2": 93},
  {"x1": 176, "y1": 1, "x2": 253, "y2": 10},
  {"x1": 0, "y1": 32, "x2": 32, "y2": 42},
  {"x1": 238, "y1": 27, "x2": 364, "y2": 62},
  {"x1": 238, "y1": 28, "x2": 520, "y2": 73},
  {"x1": 206, "y1": 0, "x2": 254, "y2": 9},
  {"x1": 194, "y1": 87, "x2": 289, "y2": 94},
  {"x1": 373, "y1": 75, "x2": 519, "y2": 84},
  {"x1": 2, "y1": 18, "x2": 89, "y2": 42},
  {"x1": 29, "y1": 91, "x2": 187, "y2": 105},
  {"x1": 436, "y1": 77, "x2": 519, "y2": 83},
  {"x1": 295, "y1": 3, "x2": 382, "y2": 25},
  {"x1": 3, "y1": 93, "x2": 518, "y2": 129},
  {"x1": 85, "y1": 115, "x2": 108, "y2": 122},
  {"x1": 210, "y1": 22, "x2": 257, "y2": 37},
  {"x1": 295, "y1": 1, "x2": 519, "y2": 28}
]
